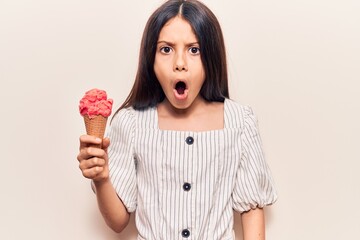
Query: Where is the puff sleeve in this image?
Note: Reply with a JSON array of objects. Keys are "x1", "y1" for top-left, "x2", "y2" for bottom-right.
[
  {"x1": 232, "y1": 106, "x2": 277, "y2": 213},
  {"x1": 106, "y1": 108, "x2": 137, "y2": 212}
]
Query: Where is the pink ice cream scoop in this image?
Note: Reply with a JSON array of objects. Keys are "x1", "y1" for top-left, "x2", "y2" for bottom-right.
[
  {"x1": 79, "y1": 88, "x2": 113, "y2": 119},
  {"x1": 79, "y1": 88, "x2": 113, "y2": 142}
]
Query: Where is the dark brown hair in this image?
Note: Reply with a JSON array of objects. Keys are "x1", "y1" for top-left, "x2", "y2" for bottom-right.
[{"x1": 114, "y1": 0, "x2": 228, "y2": 115}]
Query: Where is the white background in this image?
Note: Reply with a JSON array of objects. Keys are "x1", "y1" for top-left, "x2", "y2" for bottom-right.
[{"x1": 1, "y1": 0, "x2": 359, "y2": 239}]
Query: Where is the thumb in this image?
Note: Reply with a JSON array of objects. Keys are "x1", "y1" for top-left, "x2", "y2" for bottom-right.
[{"x1": 102, "y1": 137, "x2": 110, "y2": 150}]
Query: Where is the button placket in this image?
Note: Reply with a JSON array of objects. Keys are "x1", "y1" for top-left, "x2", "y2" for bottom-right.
[{"x1": 183, "y1": 135, "x2": 194, "y2": 239}]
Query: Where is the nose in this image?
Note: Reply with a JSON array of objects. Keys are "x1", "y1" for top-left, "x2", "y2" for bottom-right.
[{"x1": 174, "y1": 52, "x2": 188, "y2": 72}]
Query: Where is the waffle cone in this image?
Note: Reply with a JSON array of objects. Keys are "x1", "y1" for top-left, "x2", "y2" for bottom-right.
[{"x1": 84, "y1": 115, "x2": 108, "y2": 139}]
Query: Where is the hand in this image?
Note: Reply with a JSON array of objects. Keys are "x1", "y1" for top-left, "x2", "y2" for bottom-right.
[{"x1": 77, "y1": 135, "x2": 111, "y2": 183}]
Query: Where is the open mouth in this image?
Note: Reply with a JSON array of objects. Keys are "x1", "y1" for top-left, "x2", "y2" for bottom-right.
[{"x1": 175, "y1": 81, "x2": 187, "y2": 95}]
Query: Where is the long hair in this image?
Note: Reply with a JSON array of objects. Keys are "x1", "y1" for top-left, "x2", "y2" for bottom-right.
[{"x1": 114, "y1": 0, "x2": 229, "y2": 117}]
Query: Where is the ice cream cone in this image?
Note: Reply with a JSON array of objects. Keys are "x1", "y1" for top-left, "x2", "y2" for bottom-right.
[
  {"x1": 84, "y1": 115, "x2": 108, "y2": 148},
  {"x1": 79, "y1": 88, "x2": 113, "y2": 148}
]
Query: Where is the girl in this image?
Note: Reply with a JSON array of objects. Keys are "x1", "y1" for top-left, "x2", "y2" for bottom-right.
[{"x1": 77, "y1": 0, "x2": 277, "y2": 239}]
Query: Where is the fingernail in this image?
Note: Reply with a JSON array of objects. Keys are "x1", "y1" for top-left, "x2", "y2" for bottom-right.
[{"x1": 95, "y1": 138, "x2": 101, "y2": 142}]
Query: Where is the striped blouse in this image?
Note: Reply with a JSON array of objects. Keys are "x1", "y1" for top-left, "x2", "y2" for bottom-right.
[{"x1": 107, "y1": 99, "x2": 277, "y2": 240}]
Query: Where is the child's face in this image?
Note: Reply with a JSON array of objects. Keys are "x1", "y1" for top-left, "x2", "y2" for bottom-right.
[{"x1": 154, "y1": 16, "x2": 205, "y2": 110}]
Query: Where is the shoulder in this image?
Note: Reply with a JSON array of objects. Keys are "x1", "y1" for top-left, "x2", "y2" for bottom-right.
[
  {"x1": 225, "y1": 99, "x2": 257, "y2": 128},
  {"x1": 111, "y1": 106, "x2": 156, "y2": 130},
  {"x1": 110, "y1": 107, "x2": 137, "y2": 132},
  {"x1": 111, "y1": 107, "x2": 135, "y2": 122}
]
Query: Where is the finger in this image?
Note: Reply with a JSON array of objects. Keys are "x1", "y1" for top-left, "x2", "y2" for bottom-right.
[
  {"x1": 79, "y1": 135, "x2": 102, "y2": 149},
  {"x1": 78, "y1": 145, "x2": 107, "y2": 161},
  {"x1": 77, "y1": 148, "x2": 95, "y2": 162},
  {"x1": 82, "y1": 166, "x2": 104, "y2": 179},
  {"x1": 79, "y1": 157, "x2": 106, "y2": 170},
  {"x1": 102, "y1": 138, "x2": 110, "y2": 150}
]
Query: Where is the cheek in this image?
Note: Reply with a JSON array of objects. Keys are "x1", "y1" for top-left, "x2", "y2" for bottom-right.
[
  {"x1": 154, "y1": 61, "x2": 168, "y2": 90},
  {"x1": 154, "y1": 57, "x2": 168, "y2": 78},
  {"x1": 154, "y1": 56, "x2": 159, "y2": 74},
  {"x1": 195, "y1": 64, "x2": 206, "y2": 84},
  {"x1": 200, "y1": 66, "x2": 206, "y2": 80},
  {"x1": 153, "y1": 60, "x2": 162, "y2": 81}
]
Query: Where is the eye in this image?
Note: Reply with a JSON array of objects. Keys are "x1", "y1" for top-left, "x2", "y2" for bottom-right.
[
  {"x1": 189, "y1": 47, "x2": 200, "y2": 55},
  {"x1": 160, "y1": 46, "x2": 172, "y2": 54}
]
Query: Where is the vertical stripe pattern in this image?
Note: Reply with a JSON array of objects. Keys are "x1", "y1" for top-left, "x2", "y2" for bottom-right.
[{"x1": 107, "y1": 99, "x2": 277, "y2": 240}]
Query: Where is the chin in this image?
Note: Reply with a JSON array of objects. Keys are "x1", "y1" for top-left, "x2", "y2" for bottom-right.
[
  {"x1": 169, "y1": 99, "x2": 195, "y2": 111},
  {"x1": 170, "y1": 102, "x2": 189, "y2": 109}
]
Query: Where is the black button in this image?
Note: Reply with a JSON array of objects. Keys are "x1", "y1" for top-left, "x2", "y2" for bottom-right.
[
  {"x1": 183, "y1": 182, "x2": 191, "y2": 191},
  {"x1": 185, "y1": 136, "x2": 194, "y2": 145},
  {"x1": 181, "y1": 229, "x2": 190, "y2": 238}
]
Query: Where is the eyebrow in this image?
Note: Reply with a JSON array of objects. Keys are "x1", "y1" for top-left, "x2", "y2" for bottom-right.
[{"x1": 157, "y1": 40, "x2": 199, "y2": 47}]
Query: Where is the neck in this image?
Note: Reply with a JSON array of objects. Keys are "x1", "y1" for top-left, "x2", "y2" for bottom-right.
[{"x1": 156, "y1": 97, "x2": 224, "y2": 132}]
